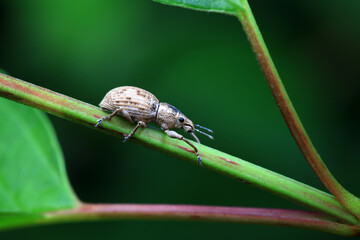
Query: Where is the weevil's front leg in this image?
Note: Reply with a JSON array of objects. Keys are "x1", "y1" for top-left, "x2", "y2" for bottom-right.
[
  {"x1": 164, "y1": 130, "x2": 202, "y2": 166},
  {"x1": 123, "y1": 121, "x2": 146, "y2": 143}
]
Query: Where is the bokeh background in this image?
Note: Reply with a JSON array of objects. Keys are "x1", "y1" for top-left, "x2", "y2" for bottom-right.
[{"x1": 1, "y1": 0, "x2": 359, "y2": 239}]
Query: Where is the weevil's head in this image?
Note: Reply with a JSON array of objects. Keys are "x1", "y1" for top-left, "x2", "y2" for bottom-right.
[
  {"x1": 156, "y1": 103, "x2": 194, "y2": 131},
  {"x1": 156, "y1": 103, "x2": 213, "y2": 143}
]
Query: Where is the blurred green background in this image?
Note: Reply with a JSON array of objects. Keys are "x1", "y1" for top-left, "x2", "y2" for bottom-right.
[{"x1": 1, "y1": 0, "x2": 359, "y2": 239}]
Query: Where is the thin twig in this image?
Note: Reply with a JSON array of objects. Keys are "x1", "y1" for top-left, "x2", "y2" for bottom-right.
[{"x1": 236, "y1": 0, "x2": 360, "y2": 220}]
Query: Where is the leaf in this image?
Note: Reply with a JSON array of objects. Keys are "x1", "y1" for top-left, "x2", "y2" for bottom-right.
[
  {"x1": 153, "y1": 0, "x2": 243, "y2": 16},
  {"x1": 0, "y1": 97, "x2": 77, "y2": 214}
]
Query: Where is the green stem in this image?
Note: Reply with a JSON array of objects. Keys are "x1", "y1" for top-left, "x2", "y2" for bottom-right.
[
  {"x1": 0, "y1": 73, "x2": 356, "y2": 225},
  {"x1": 236, "y1": 0, "x2": 360, "y2": 220}
]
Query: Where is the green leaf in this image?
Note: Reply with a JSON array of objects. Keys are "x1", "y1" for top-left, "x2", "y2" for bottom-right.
[
  {"x1": 0, "y1": 97, "x2": 77, "y2": 214},
  {"x1": 153, "y1": 0, "x2": 243, "y2": 16}
]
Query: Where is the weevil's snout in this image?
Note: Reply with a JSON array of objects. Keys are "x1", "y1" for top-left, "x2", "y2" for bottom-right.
[
  {"x1": 178, "y1": 115, "x2": 194, "y2": 133},
  {"x1": 183, "y1": 123, "x2": 194, "y2": 133},
  {"x1": 182, "y1": 121, "x2": 201, "y2": 144},
  {"x1": 181, "y1": 119, "x2": 202, "y2": 144}
]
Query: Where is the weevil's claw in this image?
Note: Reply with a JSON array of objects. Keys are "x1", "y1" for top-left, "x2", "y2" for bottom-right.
[
  {"x1": 123, "y1": 136, "x2": 129, "y2": 143},
  {"x1": 197, "y1": 156, "x2": 202, "y2": 166},
  {"x1": 95, "y1": 118, "x2": 103, "y2": 128}
]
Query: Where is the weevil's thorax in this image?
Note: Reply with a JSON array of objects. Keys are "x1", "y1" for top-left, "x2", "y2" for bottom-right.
[
  {"x1": 155, "y1": 103, "x2": 179, "y2": 130},
  {"x1": 155, "y1": 103, "x2": 194, "y2": 132}
]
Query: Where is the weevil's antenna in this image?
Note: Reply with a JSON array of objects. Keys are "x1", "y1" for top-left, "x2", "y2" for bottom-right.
[
  {"x1": 190, "y1": 132, "x2": 201, "y2": 143},
  {"x1": 194, "y1": 128, "x2": 214, "y2": 140},
  {"x1": 195, "y1": 124, "x2": 213, "y2": 133}
]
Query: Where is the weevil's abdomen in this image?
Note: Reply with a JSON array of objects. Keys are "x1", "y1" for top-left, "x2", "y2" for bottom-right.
[{"x1": 99, "y1": 86, "x2": 159, "y2": 123}]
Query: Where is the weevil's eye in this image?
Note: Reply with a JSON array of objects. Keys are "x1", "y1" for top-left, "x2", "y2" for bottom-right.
[{"x1": 179, "y1": 117, "x2": 184, "y2": 123}]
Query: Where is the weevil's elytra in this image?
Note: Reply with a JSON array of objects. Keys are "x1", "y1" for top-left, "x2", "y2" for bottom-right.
[{"x1": 95, "y1": 86, "x2": 213, "y2": 165}]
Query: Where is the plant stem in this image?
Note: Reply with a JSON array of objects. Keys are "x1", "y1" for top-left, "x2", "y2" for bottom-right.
[
  {"x1": 0, "y1": 73, "x2": 356, "y2": 225},
  {"x1": 48, "y1": 204, "x2": 359, "y2": 236},
  {"x1": 2, "y1": 204, "x2": 357, "y2": 236},
  {"x1": 236, "y1": 0, "x2": 360, "y2": 220}
]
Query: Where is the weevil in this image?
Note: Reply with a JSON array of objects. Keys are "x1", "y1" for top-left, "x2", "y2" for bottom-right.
[{"x1": 95, "y1": 86, "x2": 213, "y2": 165}]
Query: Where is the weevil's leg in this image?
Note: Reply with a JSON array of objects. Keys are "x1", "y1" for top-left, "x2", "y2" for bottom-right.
[
  {"x1": 182, "y1": 138, "x2": 202, "y2": 166},
  {"x1": 95, "y1": 108, "x2": 123, "y2": 127},
  {"x1": 95, "y1": 108, "x2": 134, "y2": 127},
  {"x1": 164, "y1": 130, "x2": 202, "y2": 166},
  {"x1": 123, "y1": 121, "x2": 146, "y2": 143}
]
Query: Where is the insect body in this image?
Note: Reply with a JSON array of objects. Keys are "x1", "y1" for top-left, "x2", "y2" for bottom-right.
[{"x1": 95, "y1": 86, "x2": 213, "y2": 165}]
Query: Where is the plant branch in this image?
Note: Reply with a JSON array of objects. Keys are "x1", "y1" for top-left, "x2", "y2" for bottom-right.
[
  {"x1": 1, "y1": 203, "x2": 357, "y2": 236},
  {"x1": 44, "y1": 203, "x2": 358, "y2": 236},
  {"x1": 236, "y1": 0, "x2": 360, "y2": 220},
  {"x1": 0, "y1": 73, "x2": 356, "y2": 225}
]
